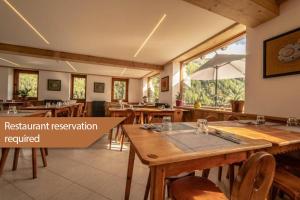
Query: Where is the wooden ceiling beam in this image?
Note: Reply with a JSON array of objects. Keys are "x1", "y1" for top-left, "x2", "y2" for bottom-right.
[
  {"x1": 167, "y1": 23, "x2": 246, "y2": 64},
  {"x1": 0, "y1": 43, "x2": 163, "y2": 71},
  {"x1": 182, "y1": 0, "x2": 280, "y2": 27}
]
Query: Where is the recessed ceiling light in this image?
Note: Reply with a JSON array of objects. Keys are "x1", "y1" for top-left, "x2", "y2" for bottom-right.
[
  {"x1": 3, "y1": 0, "x2": 50, "y2": 44},
  {"x1": 65, "y1": 61, "x2": 77, "y2": 72},
  {"x1": 134, "y1": 14, "x2": 167, "y2": 58},
  {"x1": 0, "y1": 57, "x2": 20, "y2": 66}
]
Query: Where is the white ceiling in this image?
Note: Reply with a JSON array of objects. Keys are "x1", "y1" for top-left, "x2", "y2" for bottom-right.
[{"x1": 0, "y1": 0, "x2": 234, "y2": 77}]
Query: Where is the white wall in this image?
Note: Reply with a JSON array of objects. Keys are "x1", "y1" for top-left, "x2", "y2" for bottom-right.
[
  {"x1": 0, "y1": 67, "x2": 13, "y2": 100},
  {"x1": 245, "y1": 0, "x2": 300, "y2": 118},
  {"x1": 128, "y1": 79, "x2": 142, "y2": 103},
  {"x1": 86, "y1": 75, "x2": 111, "y2": 102},
  {"x1": 159, "y1": 62, "x2": 180, "y2": 105},
  {"x1": 38, "y1": 71, "x2": 71, "y2": 101}
]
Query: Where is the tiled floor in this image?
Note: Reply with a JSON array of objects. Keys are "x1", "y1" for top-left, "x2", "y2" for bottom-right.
[{"x1": 0, "y1": 134, "x2": 255, "y2": 200}]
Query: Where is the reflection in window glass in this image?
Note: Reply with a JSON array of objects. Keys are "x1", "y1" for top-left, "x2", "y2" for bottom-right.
[
  {"x1": 113, "y1": 80, "x2": 127, "y2": 100},
  {"x1": 148, "y1": 75, "x2": 160, "y2": 102},
  {"x1": 73, "y1": 76, "x2": 86, "y2": 99},
  {"x1": 18, "y1": 73, "x2": 38, "y2": 98}
]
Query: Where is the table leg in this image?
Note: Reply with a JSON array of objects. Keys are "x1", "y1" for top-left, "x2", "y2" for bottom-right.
[
  {"x1": 140, "y1": 112, "x2": 144, "y2": 124},
  {"x1": 125, "y1": 144, "x2": 135, "y2": 200},
  {"x1": 150, "y1": 166, "x2": 165, "y2": 200},
  {"x1": 0, "y1": 148, "x2": 10, "y2": 176}
]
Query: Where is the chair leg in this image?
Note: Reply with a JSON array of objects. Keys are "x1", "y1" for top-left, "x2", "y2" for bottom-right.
[
  {"x1": 40, "y1": 148, "x2": 47, "y2": 167},
  {"x1": 109, "y1": 129, "x2": 113, "y2": 150},
  {"x1": 32, "y1": 148, "x2": 37, "y2": 179},
  {"x1": 120, "y1": 132, "x2": 125, "y2": 151},
  {"x1": 45, "y1": 148, "x2": 48, "y2": 156},
  {"x1": 12, "y1": 148, "x2": 20, "y2": 171},
  {"x1": 218, "y1": 166, "x2": 223, "y2": 181},
  {"x1": 115, "y1": 125, "x2": 120, "y2": 141},
  {"x1": 0, "y1": 148, "x2": 10, "y2": 176},
  {"x1": 229, "y1": 165, "x2": 235, "y2": 195},
  {"x1": 202, "y1": 169, "x2": 210, "y2": 178},
  {"x1": 144, "y1": 171, "x2": 151, "y2": 200}
]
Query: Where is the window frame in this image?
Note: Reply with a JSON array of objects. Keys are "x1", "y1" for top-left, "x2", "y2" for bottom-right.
[
  {"x1": 111, "y1": 78, "x2": 129, "y2": 102},
  {"x1": 71, "y1": 74, "x2": 87, "y2": 101},
  {"x1": 13, "y1": 69, "x2": 39, "y2": 100}
]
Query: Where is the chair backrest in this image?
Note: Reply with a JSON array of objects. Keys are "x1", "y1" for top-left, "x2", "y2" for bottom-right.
[
  {"x1": 206, "y1": 115, "x2": 218, "y2": 122},
  {"x1": 231, "y1": 152, "x2": 275, "y2": 200},
  {"x1": 227, "y1": 115, "x2": 239, "y2": 121},
  {"x1": 44, "y1": 111, "x2": 52, "y2": 117},
  {"x1": 123, "y1": 109, "x2": 136, "y2": 125},
  {"x1": 76, "y1": 103, "x2": 84, "y2": 117}
]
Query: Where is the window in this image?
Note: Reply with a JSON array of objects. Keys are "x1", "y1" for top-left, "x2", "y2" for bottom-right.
[
  {"x1": 71, "y1": 74, "x2": 86, "y2": 100},
  {"x1": 182, "y1": 37, "x2": 246, "y2": 107},
  {"x1": 112, "y1": 78, "x2": 128, "y2": 102},
  {"x1": 147, "y1": 74, "x2": 160, "y2": 102},
  {"x1": 14, "y1": 69, "x2": 38, "y2": 100}
]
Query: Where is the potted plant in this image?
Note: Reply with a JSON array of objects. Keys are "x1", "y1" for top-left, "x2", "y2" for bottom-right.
[
  {"x1": 230, "y1": 94, "x2": 244, "y2": 113},
  {"x1": 16, "y1": 88, "x2": 31, "y2": 100},
  {"x1": 175, "y1": 92, "x2": 184, "y2": 106}
]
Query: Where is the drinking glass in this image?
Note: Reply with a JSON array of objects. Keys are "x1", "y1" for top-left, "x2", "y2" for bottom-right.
[
  {"x1": 196, "y1": 119, "x2": 209, "y2": 134},
  {"x1": 161, "y1": 105, "x2": 165, "y2": 109},
  {"x1": 162, "y1": 116, "x2": 172, "y2": 131},
  {"x1": 129, "y1": 105, "x2": 134, "y2": 109},
  {"x1": 46, "y1": 102, "x2": 51, "y2": 108},
  {"x1": 256, "y1": 115, "x2": 266, "y2": 125},
  {"x1": 287, "y1": 117, "x2": 298, "y2": 126}
]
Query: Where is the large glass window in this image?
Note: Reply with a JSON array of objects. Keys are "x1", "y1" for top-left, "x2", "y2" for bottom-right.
[
  {"x1": 112, "y1": 78, "x2": 128, "y2": 102},
  {"x1": 182, "y1": 37, "x2": 246, "y2": 107},
  {"x1": 14, "y1": 70, "x2": 38, "y2": 99},
  {"x1": 71, "y1": 74, "x2": 86, "y2": 100},
  {"x1": 148, "y1": 74, "x2": 160, "y2": 103}
]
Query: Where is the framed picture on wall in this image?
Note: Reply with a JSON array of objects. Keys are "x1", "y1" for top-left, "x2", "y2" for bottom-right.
[
  {"x1": 94, "y1": 82, "x2": 105, "y2": 93},
  {"x1": 47, "y1": 79, "x2": 61, "y2": 91},
  {"x1": 263, "y1": 27, "x2": 300, "y2": 78},
  {"x1": 161, "y1": 76, "x2": 169, "y2": 92}
]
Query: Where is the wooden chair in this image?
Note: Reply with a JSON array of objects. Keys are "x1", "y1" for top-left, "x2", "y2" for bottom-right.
[
  {"x1": 271, "y1": 167, "x2": 300, "y2": 200},
  {"x1": 75, "y1": 103, "x2": 84, "y2": 117},
  {"x1": 11, "y1": 111, "x2": 51, "y2": 179},
  {"x1": 170, "y1": 152, "x2": 276, "y2": 200},
  {"x1": 206, "y1": 115, "x2": 218, "y2": 121},
  {"x1": 81, "y1": 102, "x2": 88, "y2": 117},
  {"x1": 144, "y1": 171, "x2": 195, "y2": 200},
  {"x1": 109, "y1": 109, "x2": 135, "y2": 151}
]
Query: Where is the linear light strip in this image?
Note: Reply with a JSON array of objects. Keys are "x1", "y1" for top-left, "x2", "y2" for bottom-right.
[
  {"x1": 0, "y1": 57, "x2": 20, "y2": 66},
  {"x1": 3, "y1": 0, "x2": 50, "y2": 44},
  {"x1": 134, "y1": 14, "x2": 167, "y2": 57},
  {"x1": 65, "y1": 61, "x2": 77, "y2": 72}
]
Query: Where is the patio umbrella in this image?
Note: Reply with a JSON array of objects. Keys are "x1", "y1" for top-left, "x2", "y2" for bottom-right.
[{"x1": 190, "y1": 54, "x2": 245, "y2": 106}]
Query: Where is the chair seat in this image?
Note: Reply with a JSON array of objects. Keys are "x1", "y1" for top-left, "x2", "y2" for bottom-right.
[
  {"x1": 273, "y1": 168, "x2": 300, "y2": 199},
  {"x1": 170, "y1": 176, "x2": 228, "y2": 200}
]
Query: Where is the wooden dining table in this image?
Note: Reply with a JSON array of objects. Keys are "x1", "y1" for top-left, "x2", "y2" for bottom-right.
[
  {"x1": 122, "y1": 121, "x2": 300, "y2": 200},
  {"x1": 109, "y1": 107, "x2": 185, "y2": 124},
  {"x1": 0, "y1": 109, "x2": 49, "y2": 176},
  {"x1": 22, "y1": 103, "x2": 80, "y2": 117}
]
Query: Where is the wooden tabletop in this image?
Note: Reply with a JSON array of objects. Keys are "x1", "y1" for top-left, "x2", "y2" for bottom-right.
[
  {"x1": 123, "y1": 122, "x2": 272, "y2": 166},
  {"x1": 109, "y1": 107, "x2": 183, "y2": 112},
  {"x1": 0, "y1": 110, "x2": 48, "y2": 117},
  {"x1": 22, "y1": 103, "x2": 79, "y2": 110},
  {"x1": 209, "y1": 121, "x2": 300, "y2": 146}
]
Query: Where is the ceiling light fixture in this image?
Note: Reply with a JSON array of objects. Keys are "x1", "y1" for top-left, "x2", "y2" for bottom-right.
[
  {"x1": 3, "y1": 0, "x2": 50, "y2": 44},
  {"x1": 134, "y1": 13, "x2": 167, "y2": 58},
  {"x1": 65, "y1": 61, "x2": 77, "y2": 72},
  {"x1": 0, "y1": 57, "x2": 20, "y2": 66}
]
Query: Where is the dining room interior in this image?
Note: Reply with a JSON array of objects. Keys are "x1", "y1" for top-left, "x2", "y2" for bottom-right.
[{"x1": 1, "y1": 0, "x2": 300, "y2": 200}]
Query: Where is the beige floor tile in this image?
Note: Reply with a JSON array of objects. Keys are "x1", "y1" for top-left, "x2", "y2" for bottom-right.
[
  {"x1": 0, "y1": 179, "x2": 32, "y2": 200},
  {"x1": 49, "y1": 183, "x2": 93, "y2": 200}
]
